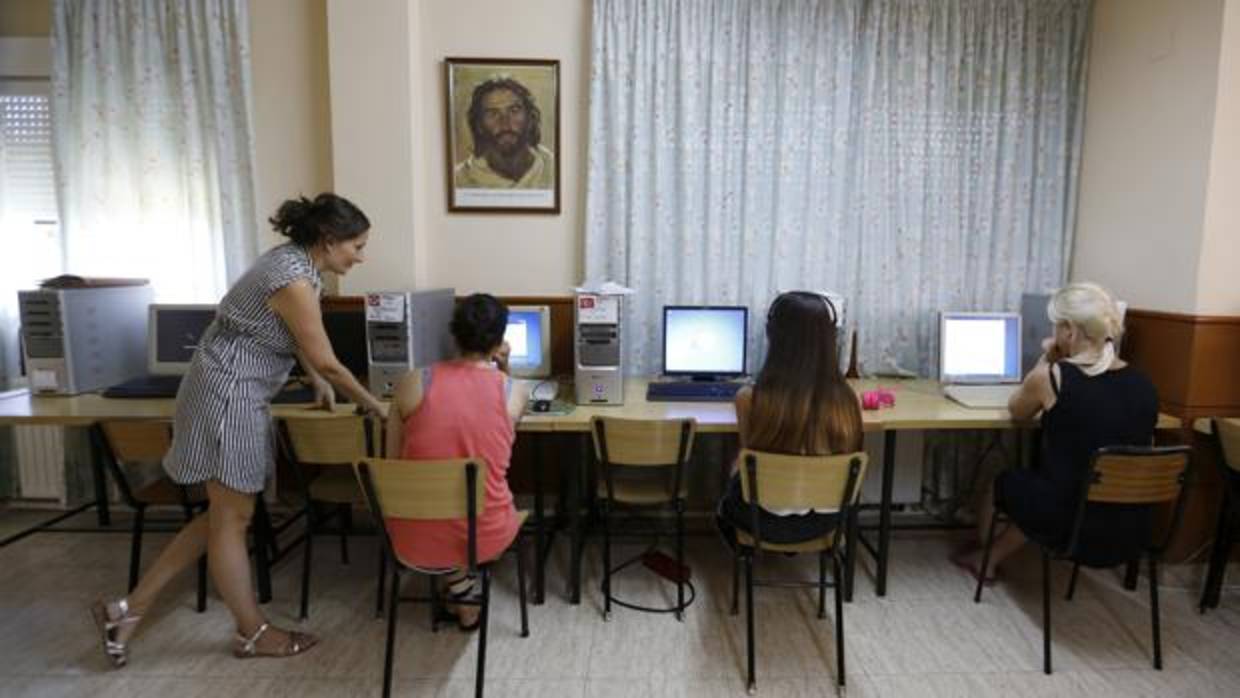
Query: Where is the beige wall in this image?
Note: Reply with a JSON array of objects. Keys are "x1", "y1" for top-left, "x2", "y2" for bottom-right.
[
  {"x1": 0, "y1": 0, "x2": 50, "y2": 37},
  {"x1": 1072, "y1": 0, "x2": 1225, "y2": 314},
  {"x1": 1197, "y1": 0, "x2": 1240, "y2": 315},
  {"x1": 248, "y1": 0, "x2": 334, "y2": 253}
]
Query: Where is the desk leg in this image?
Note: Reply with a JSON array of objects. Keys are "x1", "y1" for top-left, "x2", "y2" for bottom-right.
[
  {"x1": 89, "y1": 425, "x2": 112, "y2": 526},
  {"x1": 253, "y1": 497, "x2": 273, "y2": 604},
  {"x1": 532, "y1": 435, "x2": 546, "y2": 605},
  {"x1": 568, "y1": 435, "x2": 585, "y2": 605},
  {"x1": 877, "y1": 430, "x2": 896, "y2": 597}
]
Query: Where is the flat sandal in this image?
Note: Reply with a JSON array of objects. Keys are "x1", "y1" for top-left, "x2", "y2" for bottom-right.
[
  {"x1": 233, "y1": 622, "x2": 319, "y2": 659},
  {"x1": 90, "y1": 598, "x2": 141, "y2": 669}
]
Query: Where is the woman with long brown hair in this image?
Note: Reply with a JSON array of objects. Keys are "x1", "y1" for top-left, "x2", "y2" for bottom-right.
[{"x1": 716, "y1": 291, "x2": 864, "y2": 545}]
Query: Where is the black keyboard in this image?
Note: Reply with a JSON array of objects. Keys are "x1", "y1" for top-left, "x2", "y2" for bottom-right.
[
  {"x1": 103, "y1": 374, "x2": 183, "y2": 398},
  {"x1": 646, "y1": 381, "x2": 744, "y2": 402}
]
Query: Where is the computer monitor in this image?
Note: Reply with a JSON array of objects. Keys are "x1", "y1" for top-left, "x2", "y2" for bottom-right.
[
  {"x1": 939, "y1": 311, "x2": 1021, "y2": 384},
  {"x1": 663, "y1": 306, "x2": 748, "y2": 379},
  {"x1": 322, "y1": 306, "x2": 369, "y2": 378},
  {"x1": 504, "y1": 305, "x2": 552, "y2": 378},
  {"x1": 148, "y1": 304, "x2": 217, "y2": 375}
]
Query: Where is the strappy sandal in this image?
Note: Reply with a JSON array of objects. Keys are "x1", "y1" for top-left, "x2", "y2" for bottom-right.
[
  {"x1": 232, "y1": 622, "x2": 319, "y2": 659},
  {"x1": 90, "y1": 598, "x2": 142, "y2": 669},
  {"x1": 446, "y1": 580, "x2": 482, "y2": 632}
]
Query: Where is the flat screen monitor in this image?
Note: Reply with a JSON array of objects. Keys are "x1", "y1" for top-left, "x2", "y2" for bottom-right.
[
  {"x1": 323, "y1": 306, "x2": 368, "y2": 378},
  {"x1": 939, "y1": 311, "x2": 1021, "y2": 384},
  {"x1": 663, "y1": 306, "x2": 748, "y2": 378},
  {"x1": 149, "y1": 304, "x2": 217, "y2": 375},
  {"x1": 504, "y1": 305, "x2": 552, "y2": 378}
]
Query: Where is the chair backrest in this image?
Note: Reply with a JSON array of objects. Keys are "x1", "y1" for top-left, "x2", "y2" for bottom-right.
[
  {"x1": 590, "y1": 416, "x2": 697, "y2": 466},
  {"x1": 738, "y1": 449, "x2": 869, "y2": 513},
  {"x1": 1065, "y1": 444, "x2": 1192, "y2": 556},
  {"x1": 353, "y1": 457, "x2": 488, "y2": 570},
  {"x1": 94, "y1": 420, "x2": 174, "y2": 505},
  {"x1": 1213, "y1": 418, "x2": 1240, "y2": 476},
  {"x1": 279, "y1": 415, "x2": 373, "y2": 467}
]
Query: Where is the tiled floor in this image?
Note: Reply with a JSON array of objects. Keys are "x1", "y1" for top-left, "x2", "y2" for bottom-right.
[{"x1": 2, "y1": 508, "x2": 1239, "y2": 697}]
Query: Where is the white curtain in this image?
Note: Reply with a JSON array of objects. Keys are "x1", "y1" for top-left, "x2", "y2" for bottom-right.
[
  {"x1": 586, "y1": 0, "x2": 1090, "y2": 376},
  {"x1": 51, "y1": 0, "x2": 259, "y2": 302}
]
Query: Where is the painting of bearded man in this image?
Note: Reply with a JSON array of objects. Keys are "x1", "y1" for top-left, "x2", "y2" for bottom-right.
[{"x1": 446, "y1": 59, "x2": 560, "y2": 212}]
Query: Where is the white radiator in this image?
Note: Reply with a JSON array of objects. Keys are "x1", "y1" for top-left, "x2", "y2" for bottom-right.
[{"x1": 15, "y1": 425, "x2": 66, "y2": 504}]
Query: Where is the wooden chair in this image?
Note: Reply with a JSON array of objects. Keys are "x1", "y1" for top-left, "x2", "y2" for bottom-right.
[
  {"x1": 277, "y1": 415, "x2": 381, "y2": 620},
  {"x1": 591, "y1": 416, "x2": 697, "y2": 621},
  {"x1": 975, "y1": 445, "x2": 1192, "y2": 673},
  {"x1": 729, "y1": 449, "x2": 868, "y2": 693},
  {"x1": 1200, "y1": 419, "x2": 1240, "y2": 612},
  {"x1": 355, "y1": 457, "x2": 529, "y2": 698},
  {"x1": 91, "y1": 420, "x2": 207, "y2": 612}
]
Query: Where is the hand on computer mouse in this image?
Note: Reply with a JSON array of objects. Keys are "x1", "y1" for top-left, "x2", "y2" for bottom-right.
[{"x1": 532, "y1": 399, "x2": 551, "y2": 413}]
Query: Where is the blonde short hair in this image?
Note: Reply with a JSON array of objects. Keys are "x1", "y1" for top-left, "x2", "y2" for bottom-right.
[{"x1": 1047, "y1": 282, "x2": 1124, "y2": 344}]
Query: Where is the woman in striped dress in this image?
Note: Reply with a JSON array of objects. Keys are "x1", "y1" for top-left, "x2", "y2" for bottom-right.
[{"x1": 92, "y1": 193, "x2": 387, "y2": 666}]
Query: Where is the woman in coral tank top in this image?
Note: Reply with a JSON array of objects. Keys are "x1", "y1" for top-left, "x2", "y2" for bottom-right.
[{"x1": 384, "y1": 293, "x2": 530, "y2": 629}]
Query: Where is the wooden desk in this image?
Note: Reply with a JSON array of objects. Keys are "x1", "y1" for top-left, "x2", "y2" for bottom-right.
[{"x1": 0, "y1": 380, "x2": 1183, "y2": 601}]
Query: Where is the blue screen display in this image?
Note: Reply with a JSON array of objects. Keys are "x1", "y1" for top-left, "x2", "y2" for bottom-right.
[
  {"x1": 504, "y1": 309, "x2": 545, "y2": 371},
  {"x1": 664, "y1": 307, "x2": 748, "y2": 376}
]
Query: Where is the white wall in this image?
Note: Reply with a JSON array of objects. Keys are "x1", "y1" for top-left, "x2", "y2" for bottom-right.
[
  {"x1": 1197, "y1": 0, "x2": 1240, "y2": 316},
  {"x1": 1071, "y1": 0, "x2": 1226, "y2": 313},
  {"x1": 326, "y1": 0, "x2": 418, "y2": 295},
  {"x1": 248, "y1": 0, "x2": 334, "y2": 252}
]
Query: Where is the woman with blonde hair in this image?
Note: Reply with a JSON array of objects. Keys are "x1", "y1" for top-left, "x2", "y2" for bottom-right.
[
  {"x1": 954, "y1": 283, "x2": 1158, "y2": 583},
  {"x1": 716, "y1": 291, "x2": 863, "y2": 546}
]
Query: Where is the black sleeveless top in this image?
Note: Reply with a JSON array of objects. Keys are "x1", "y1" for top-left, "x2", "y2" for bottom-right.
[{"x1": 1041, "y1": 361, "x2": 1159, "y2": 494}]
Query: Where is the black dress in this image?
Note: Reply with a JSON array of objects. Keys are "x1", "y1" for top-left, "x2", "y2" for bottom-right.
[{"x1": 995, "y1": 361, "x2": 1158, "y2": 566}]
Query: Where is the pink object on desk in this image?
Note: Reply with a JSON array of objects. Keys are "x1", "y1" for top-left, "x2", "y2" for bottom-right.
[{"x1": 861, "y1": 388, "x2": 896, "y2": 411}]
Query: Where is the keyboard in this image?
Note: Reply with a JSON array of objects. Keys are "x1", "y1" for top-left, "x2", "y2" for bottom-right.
[
  {"x1": 646, "y1": 381, "x2": 744, "y2": 402},
  {"x1": 103, "y1": 374, "x2": 183, "y2": 399},
  {"x1": 943, "y1": 384, "x2": 1018, "y2": 409}
]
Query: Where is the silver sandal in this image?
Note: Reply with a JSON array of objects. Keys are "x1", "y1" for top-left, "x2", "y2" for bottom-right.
[
  {"x1": 233, "y1": 621, "x2": 318, "y2": 659},
  {"x1": 90, "y1": 598, "x2": 141, "y2": 669}
]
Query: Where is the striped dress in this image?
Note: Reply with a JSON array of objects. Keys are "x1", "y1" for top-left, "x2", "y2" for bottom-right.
[{"x1": 164, "y1": 243, "x2": 321, "y2": 493}]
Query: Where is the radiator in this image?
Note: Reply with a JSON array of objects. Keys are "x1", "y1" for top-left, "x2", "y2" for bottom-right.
[{"x1": 15, "y1": 425, "x2": 66, "y2": 504}]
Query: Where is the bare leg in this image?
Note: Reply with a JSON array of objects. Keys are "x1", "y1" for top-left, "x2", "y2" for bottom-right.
[
  {"x1": 126, "y1": 512, "x2": 209, "y2": 615},
  {"x1": 968, "y1": 482, "x2": 1026, "y2": 577}
]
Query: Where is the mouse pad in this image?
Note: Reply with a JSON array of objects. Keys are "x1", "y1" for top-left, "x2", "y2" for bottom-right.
[{"x1": 525, "y1": 398, "x2": 575, "y2": 416}]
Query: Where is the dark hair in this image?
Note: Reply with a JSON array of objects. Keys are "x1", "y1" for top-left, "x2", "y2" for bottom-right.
[
  {"x1": 746, "y1": 291, "x2": 861, "y2": 454},
  {"x1": 451, "y1": 293, "x2": 509, "y2": 355},
  {"x1": 268, "y1": 193, "x2": 370, "y2": 247},
  {"x1": 467, "y1": 78, "x2": 542, "y2": 150}
]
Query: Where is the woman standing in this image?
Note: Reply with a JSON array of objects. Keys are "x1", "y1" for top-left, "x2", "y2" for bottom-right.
[
  {"x1": 716, "y1": 291, "x2": 863, "y2": 546},
  {"x1": 93, "y1": 193, "x2": 387, "y2": 665}
]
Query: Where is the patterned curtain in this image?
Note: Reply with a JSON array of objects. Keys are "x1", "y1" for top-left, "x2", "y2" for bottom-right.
[
  {"x1": 586, "y1": 0, "x2": 1091, "y2": 376},
  {"x1": 51, "y1": 0, "x2": 259, "y2": 302}
]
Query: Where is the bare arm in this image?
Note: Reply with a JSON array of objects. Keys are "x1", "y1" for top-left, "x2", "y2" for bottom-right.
[
  {"x1": 268, "y1": 280, "x2": 385, "y2": 417},
  {"x1": 1008, "y1": 358, "x2": 1058, "y2": 421},
  {"x1": 386, "y1": 369, "x2": 425, "y2": 458},
  {"x1": 491, "y1": 342, "x2": 528, "y2": 425}
]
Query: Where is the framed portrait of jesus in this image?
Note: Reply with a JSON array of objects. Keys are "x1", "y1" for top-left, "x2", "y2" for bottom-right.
[{"x1": 445, "y1": 57, "x2": 561, "y2": 214}]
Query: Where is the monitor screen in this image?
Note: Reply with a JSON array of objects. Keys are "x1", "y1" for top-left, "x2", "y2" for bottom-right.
[
  {"x1": 323, "y1": 306, "x2": 368, "y2": 378},
  {"x1": 939, "y1": 312, "x2": 1021, "y2": 383},
  {"x1": 663, "y1": 306, "x2": 748, "y2": 377},
  {"x1": 150, "y1": 304, "x2": 217, "y2": 375},
  {"x1": 505, "y1": 305, "x2": 551, "y2": 378}
]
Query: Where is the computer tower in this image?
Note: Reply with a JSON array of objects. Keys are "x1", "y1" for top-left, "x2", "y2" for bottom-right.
[
  {"x1": 364, "y1": 289, "x2": 456, "y2": 397},
  {"x1": 18, "y1": 284, "x2": 153, "y2": 395},
  {"x1": 574, "y1": 292, "x2": 624, "y2": 405}
]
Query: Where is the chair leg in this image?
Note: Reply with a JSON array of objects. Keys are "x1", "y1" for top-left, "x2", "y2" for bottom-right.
[
  {"x1": 300, "y1": 504, "x2": 314, "y2": 621},
  {"x1": 475, "y1": 567, "x2": 491, "y2": 698},
  {"x1": 730, "y1": 552, "x2": 740, "y2": 616},
  {"x1": 1065, "y1": 562, "x2": 1081, "y2": 601},
  {"x1": 745, "y1": 553, "x2": 756, "y2": 694},
  {"x1": 601, "y1": 501, "x2": 612, "y2": 621},
  {"x1": 974, "y1": 510, "x2": 1000, "y2": 603},
  {"x1": 128, "y1": 506, "x2": 146, "y2": 592},
  {"x1": 675, "y1": 499, "x2": 685, "y2": 621},
  {"x1": 516, "y1": 537, "x2": 530, "y2": 638},
  {"x1": 844, "y1": 507, "x2": 857, "y2": 603},
  {"x1": 818, "y1": 550, "x2": 827, "y2": 619},
  {"x1": 339, "y1": 503, "x2": 352, "y2": 565},
  {"x1": 1123, "y1": 560, "x2": 1140, "y2": 590},
  {"x1": 833, "y1": 551, "x2": 846, "y2": 687},
  {"x1": 1042, "y1": 549, "x2": 1052, "y2": 675},
  {"x1": 375, "y1": 546, "x2": 387, "y2": 620},
  {"x1": 185, "y1": 503, "x2": 206, "y2": 613},
  {"x1": 1149, "y1": 556, "x2": 1162, "y2": 670},
  {"x1": 382, "y1": 567, "x2": 401, "y2": 698},
  {"x1": 1200, "y1": 501, "x2": 1234, "y2": 612},
  {"x1": 430, "y1": 576, "x2": 442, "y2": 633}
]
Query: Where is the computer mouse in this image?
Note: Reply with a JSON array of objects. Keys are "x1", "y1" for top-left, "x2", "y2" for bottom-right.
[{"x1": 532, "y1": 399, "x2": 552, "y2": 413}]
